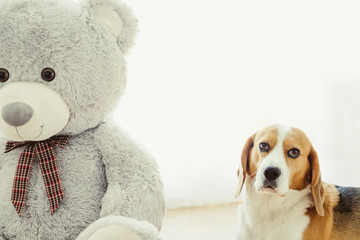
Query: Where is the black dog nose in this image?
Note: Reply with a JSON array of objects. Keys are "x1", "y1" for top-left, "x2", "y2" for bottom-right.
[
  {"x1": 2, "y1": 102, "x2": 34, "y2": 127},
  {"x1": 264, "y1": 167, "x2": 281, "y2": 181}
]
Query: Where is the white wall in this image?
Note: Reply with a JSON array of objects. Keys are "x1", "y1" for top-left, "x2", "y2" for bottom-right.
[{"x1": 115, "y1": 0, "x2": 360, "y2": 208}]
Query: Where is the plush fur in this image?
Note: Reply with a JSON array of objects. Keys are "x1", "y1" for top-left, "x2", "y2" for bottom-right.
[{"x1": 0, "y1": 0, "x2": 164, "y2": 239}]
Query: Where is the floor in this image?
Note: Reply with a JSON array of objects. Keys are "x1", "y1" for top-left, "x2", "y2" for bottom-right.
[{"x1": 160, "y1": 203, "x2": 239, "y2": 240}]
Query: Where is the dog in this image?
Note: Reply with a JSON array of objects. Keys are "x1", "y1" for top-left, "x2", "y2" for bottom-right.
[{"x1": 235, "y1": 125, "x2": 360, "y2": 240}]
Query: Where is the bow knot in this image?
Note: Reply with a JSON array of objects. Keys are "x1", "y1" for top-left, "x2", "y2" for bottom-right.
[{"x1": 5, "y1": 135, "x2": 70, "y2": 216}]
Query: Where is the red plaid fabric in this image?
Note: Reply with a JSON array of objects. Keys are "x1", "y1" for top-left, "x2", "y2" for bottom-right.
[{"x1": 5, "y1": 135, "x2": 70, "y2": 217}]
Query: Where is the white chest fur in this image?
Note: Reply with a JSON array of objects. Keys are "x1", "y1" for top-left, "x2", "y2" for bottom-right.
[{"x1": 236, "y1": 181, "x2": 313, "y2": 240}]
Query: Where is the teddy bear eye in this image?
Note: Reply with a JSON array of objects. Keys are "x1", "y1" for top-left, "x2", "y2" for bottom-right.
[
  {"x1": 0, "y1": 68, "x2": 10, "y2": 82},
  {"x1": 41, "y1": 68, "x2": 56, "y2": 82}
]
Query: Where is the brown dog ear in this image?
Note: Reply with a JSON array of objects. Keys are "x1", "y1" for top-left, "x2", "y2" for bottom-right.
[
  {"x1": 235, "y1": 135, "x2": 254, "y2": 198},
  {"x1": 309, "y1": 146, "x2": 325, "y2": 216}
]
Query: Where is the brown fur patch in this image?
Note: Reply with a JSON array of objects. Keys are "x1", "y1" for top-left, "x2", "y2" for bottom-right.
[
  {"x1": 303, "y1": 183, "x2": 340, "y2": 240},
  {"x1": 248, "y1": 125, "x2": 278, "y2": 177},
  {"x1": 283, "y1": 128, "x2": 312, "y2": 191}
]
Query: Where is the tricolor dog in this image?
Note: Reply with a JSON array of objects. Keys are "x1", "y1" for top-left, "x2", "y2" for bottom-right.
[{"x1": 235, "y1": 125, "x2": 360, "y2": 240}]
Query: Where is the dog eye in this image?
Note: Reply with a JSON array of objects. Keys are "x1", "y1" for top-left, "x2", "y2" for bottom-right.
[
  {"x1": 288, "y1": 148, "x2": 300, "y2": 158},
  {"x1": 41, "y1": 68, "x2": 56, "y2": 82},
  {"x1": 259, "y1": 142, "x2": 270, "y2": 152},
  {"x1": 0, "y1": 68, "x2": 10, "y2": 82}
]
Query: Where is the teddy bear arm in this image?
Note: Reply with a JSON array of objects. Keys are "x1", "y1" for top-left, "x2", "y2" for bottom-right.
[
  {"x1": 93, "y1": 124, "x2": 165, "y2": 221},
  {"x1": 99, "y1": 178, "x2": 165, "y2": 228},
  {"x1": 82, "y1": 124, "x2": 165, "y2": 240},
  {"x1": 78, "y1": 166, "x2": 164, "y2": 240}
]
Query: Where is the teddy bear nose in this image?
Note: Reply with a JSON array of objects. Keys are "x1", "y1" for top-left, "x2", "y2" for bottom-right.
[{"x1": 2, "y1": 102, "x2": 34, "y2": 127}]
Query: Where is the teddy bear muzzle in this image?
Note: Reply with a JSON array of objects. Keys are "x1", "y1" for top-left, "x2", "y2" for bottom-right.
[{"x1": 0, "y1": 82, "x2": 70, "y2": 141}]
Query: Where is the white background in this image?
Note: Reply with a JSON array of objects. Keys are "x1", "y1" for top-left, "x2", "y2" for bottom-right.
[{"x1": 115, "y1": 0, "x2": 360, "y2": 208}]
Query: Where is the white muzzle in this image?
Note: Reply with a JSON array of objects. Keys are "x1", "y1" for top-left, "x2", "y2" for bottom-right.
[{"x1": 0, "y1": 82, "x2": 70, "y2": 141}]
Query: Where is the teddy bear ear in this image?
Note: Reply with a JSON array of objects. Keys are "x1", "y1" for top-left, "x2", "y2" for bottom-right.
[{"x1": 82, "y1": 0, "x2": 139, "y2": 54}]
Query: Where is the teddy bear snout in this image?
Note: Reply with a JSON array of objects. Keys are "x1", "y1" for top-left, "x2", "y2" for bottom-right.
[{"x1": 2, "y1": 101, "x2": 34, "y2": 127}]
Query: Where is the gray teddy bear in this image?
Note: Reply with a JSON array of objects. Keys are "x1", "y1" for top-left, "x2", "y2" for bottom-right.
[{"x1": 0, "y1": 0, "x2": 165, "y2": 239}]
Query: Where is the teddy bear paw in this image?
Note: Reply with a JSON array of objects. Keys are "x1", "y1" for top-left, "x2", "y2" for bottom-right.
[{"x1": 88, "y1": 225, "x2": 142, "y2": 240}]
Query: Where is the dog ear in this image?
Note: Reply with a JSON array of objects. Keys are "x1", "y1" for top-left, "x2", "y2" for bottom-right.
[
  {"x1": 235, "y1": 135, "x2": 254, "y2": 198},
  {"x1": 308, "y1": 146, "x2": 325, "y2": 216}
]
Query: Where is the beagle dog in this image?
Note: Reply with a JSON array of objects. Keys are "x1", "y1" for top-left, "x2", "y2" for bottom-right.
[{"x1": 235, "y1": 125, "x2": 360, "y2": 240}]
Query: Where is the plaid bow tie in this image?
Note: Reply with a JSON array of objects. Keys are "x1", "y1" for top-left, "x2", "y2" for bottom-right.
[{"x1": 5, "y1": 135, "x2": 70, "y2": 217}]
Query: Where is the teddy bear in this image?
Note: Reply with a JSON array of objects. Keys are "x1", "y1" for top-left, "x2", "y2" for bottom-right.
[{"x1": 0, "y1": 0, "x2": 165, "y2": 239}]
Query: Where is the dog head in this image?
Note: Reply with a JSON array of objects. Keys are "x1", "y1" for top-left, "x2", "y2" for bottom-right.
[{"x1": 235, "y1": 125, "x2": 325, "y2": 216}]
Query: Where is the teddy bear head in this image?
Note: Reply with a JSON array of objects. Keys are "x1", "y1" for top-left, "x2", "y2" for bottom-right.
[{"x1": 0, "y1": 0, "x2": 138, "y2": 141}]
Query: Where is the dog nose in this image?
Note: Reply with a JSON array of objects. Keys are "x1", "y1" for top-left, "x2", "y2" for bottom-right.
[
  {"x1": 2, "y1": 102, "x2": 34, "y2": 127},
  {"x1": 264, "y1": 167, "x2": 281, "y2": 181}
]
